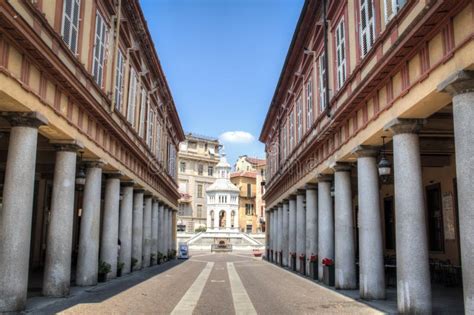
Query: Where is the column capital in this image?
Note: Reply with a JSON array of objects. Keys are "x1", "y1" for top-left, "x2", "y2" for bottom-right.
[
  {"x1": 83, "y1": 159, "x2": 105, "y2": 169},
  {"x1": 282, "y1": 198, "x2": 289, "y2": 204},
  {"x1": 305, "y1": 183, "x2": 318, "y2": 190},
  {"x1": 277, "y1": 202, "x2": 283, "y2": 207},
  {"x1": 134, "y1": 188, "x2": 145, "y2": 194},
  {"x1": 121, "y1": 181, "x2": 135, "y2": 187},
  {"x1": 352, "y1": 145, "x2": 379, "y2": 158},
  {"x1": 288, "y1": 194, "x2": 297, "y2": 200},
  {"x1": 317, "y1": 174, "x2": 333, "y2": 182},
  {"x1": 384, "y1": 118, "x2": 425, "y2": 135},
  {"x1": 2, "y1": 111, "x2": 48, "y2": 128},
  {"x1": 144, "y1": 192, "x2": 153, "y2": 198},
  {"x1": 296, "y1": 189, "x2": 306, "y2": 196},
  {"x1": 330, "y1": 162, "x2": 352, "y2": 172},
  {"x1": 50, "y1": 139, "x2": 84, "y2": 152},
  {"x1": 437, "y1": 70, "x2": 474, "y2": 95},
  {"x1": 104, "y1": 171, "x2": 122, "y2": 179}
]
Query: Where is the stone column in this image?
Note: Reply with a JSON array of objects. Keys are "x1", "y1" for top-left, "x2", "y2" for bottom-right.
[
  {"x1": 288, "y1": 196, "x2": 297, "y2": 269},
  {"x1": 100, "y1": 173, "x2": 121, "y2": 280},
  {"x1": 164, "y1": 207, "x2": 169, "y2": 255},
  {"x1": 119, "y1": 182, "x2": 134, "y2": 275},
  {"x1": 272, "y1": 208, "x2": 277, "y2": 262},
  {"x1": 207, "y1": 208, "x2": 212, "y2": 228},
  {"x1": 132, "y1": 189, "x2": 144, "y2": 271},
  {"x1": 386, "y1": 119, "x2": 431, "y2": 313},
  {"x1": 296, "y1": 190, "x2": 306, "y2": 273},
  {"x1": 305, "y1": 185, "x2": 318, "y2": 276},
  {"x1": 151, "y1": 199, "x2": 159, "y2": 265},
  {"x1": 318, "y1": 176, "x2": 334, "y2": 281},
  {"x1": 438, "y1": 71, "x2": 474, "y2": 314},
  {"x1": 142, "y1": 196, "x2": 152, "y2": 268},
  {"x1": 353, "y1": 146, "x2": 385, "y2": 299},
  {"x1": 282, "y1": 200, "x2": 289, "y2": 267},
  {"x1": 277, "y1": 203, "x2": 283, "y2": 265},
  {"x1": 158, "y1": 203, "x2": 165, "y2": 255},
  {"x1": 214, "y1": 209, "x2": 220, "y2": 231},
  {"x1": 76, "y1": 161, "x2": 103, "y2": 286},
  {"x1": 0, "y1": 113, "x2": 46, "y2": 312},
  {"x1": 265, "y1": 209, "x2": 270, "y2": 259},
  {"x1": 43, "y1": 141, "x2": 81, "y2": 297},
  {"x1": 268, "y1": 209, "x2": 273, "y2": 261},
  {"x1": 333, "y1": 163, "x2": 356, "y2": 290},
  {"x1": 226, "y1": 209, "x2": 232, "y2": 229}
]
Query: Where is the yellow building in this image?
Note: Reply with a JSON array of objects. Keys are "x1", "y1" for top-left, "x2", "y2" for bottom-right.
[
  {"x1": 261, "y1": 0, "x2": 474, "y2": 313},
  {"x1": 230, "y1": 171, "x2": 258, "y2": 233},
  {"x1": 0, "y1": 0, "x2": 184, "y2": 312},
  {"x1": 234, "y1": 156, "x2": 266, "y2": 232}
]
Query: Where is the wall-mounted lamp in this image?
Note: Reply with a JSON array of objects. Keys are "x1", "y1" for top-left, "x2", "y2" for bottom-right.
[{"x1": 378, "y1": 136, "x2": 392, "y2": 183}]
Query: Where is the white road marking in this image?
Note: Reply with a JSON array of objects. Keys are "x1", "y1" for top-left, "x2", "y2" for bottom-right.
[
  {"x1": 227, "y1": 262, "x2": 257, "y2": 315},
  {"x1": 171, "y1": 262, "x2": 214, "y2": 315},
  {"x1": 211, "y1": 280, "x2": 225, "y2": 283}
]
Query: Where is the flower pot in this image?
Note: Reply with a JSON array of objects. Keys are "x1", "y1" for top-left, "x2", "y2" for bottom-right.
[
  {"x1": 323, "y1": 265, "x2": 335, "y2": 286},
  {"x1": 98, "y1": 273, "x2": 107, "y2": 283},
  {"x1": 310, "y1": 261, "x2": 318, "y2": 280}
]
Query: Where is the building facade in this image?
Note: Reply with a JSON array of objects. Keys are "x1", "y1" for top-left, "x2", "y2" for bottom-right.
[
  {"x1": 0, "y1": 0, "x2": 184, "y2": 312},
  {"x1": 177, "y1": 133, "x2": 220, "y2": 232},
  {"x1": 234, "y1": 156, "x2": 266, "y2": 232},
  {"x1": 206, "y1": 152, "x2": 239, "y2": 230},
  {"x1": 261, "y1": 0, "x2": 474, "y2": 313}
]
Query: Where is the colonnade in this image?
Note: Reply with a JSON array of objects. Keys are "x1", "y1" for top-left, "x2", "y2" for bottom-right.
[
  {"x1": 0, "y1": 112, "x2": 177, "y2": 312},
  {"x1": 266, "y1": 70, "x2": 474, "y2": 315}
]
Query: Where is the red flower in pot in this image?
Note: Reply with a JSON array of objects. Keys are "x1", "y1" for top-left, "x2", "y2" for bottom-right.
[
  {"x1": 309, "y1": 254, "x2": 318, "y2": 262},
  {"x1": 299, "y1": 253, "x2": 305, "y2": 260},
  {"x1": 322, "y1": 258, "x2": 334, "y2": 266},
  {"x1": 290, "y1": 252, "x2": 296, "y2": 257}
]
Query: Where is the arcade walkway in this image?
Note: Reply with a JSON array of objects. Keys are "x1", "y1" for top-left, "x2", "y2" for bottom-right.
[{"x1": 25, "y1": 252, "x2": 380, "y2": 314}]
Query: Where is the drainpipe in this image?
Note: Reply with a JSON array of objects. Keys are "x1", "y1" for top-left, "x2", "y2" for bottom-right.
[
  {"x1": 323, "y1": 0, "x2": 331, "y2": 118},
  {"x1": 111, "y1": 0, "x2": 122, "y2": 112}
]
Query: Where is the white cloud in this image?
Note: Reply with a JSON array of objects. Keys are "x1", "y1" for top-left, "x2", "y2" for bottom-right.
[{"x1": 219, "y1": 131, "x2": 255, "y2": 144}]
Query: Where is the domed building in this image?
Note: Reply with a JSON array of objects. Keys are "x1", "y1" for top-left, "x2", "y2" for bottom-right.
[{"x1": 206, "y1": 151, "x2": 239, "y2": 231}]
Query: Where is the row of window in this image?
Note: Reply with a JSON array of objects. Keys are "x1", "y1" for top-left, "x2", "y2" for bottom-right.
[
  {"x1": 269, "y1": 0, "x2": 407, "y2": 179},
  {"x1": 179, "y1": 162, "x2": 214, "y2": 176},
  {"x1": 60, "y1": 0, "x2": 174, "y2": 178}
]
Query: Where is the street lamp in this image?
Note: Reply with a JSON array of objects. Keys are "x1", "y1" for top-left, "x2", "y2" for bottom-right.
[
  {"x1": 76, "y1": 151, "x2": 86, "y2": 188},
  {"x1": 378, "y1": 136, "x2": 391, "y2": 183}
]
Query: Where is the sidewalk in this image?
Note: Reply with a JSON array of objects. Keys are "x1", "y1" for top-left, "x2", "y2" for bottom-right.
[{"x1": 24, "y1": 260, "x2": 183, "y2": 314}]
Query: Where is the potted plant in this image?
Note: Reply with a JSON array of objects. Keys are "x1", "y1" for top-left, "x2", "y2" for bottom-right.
[
  {"x1": 117, "y1": 262, "x2": 125, "y2": 277},
  {"x1": 170, "y1": 249, "x2": 177, "y2": 259},
  {"x1": 151, "y1": 253, "x2": 156, "y2": 265},
  {"x1": 322, "y1": 258, "x2": 335, "y2": 286},
  {"x1": 98, "y1": 261, "x2": 111, "y2": 282},
  {"x1": 157, "y1": 252, "x2": 163, "y2": 264},
  {"x1": 131, "y1": 257, "x2": 138, "y2": 270}
]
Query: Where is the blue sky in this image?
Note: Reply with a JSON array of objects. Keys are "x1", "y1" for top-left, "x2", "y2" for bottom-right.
[{"x1": 140, "y1": 0, "x2": 304, "y2": 165}]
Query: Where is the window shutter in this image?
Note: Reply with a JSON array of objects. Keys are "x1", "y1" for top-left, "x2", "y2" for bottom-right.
[
  {"x1": 336, "y1": 19, "x2": 346, "y2": 89},
  {"x1": 127, "y1": 68, "x2": 137, "y2": 125},
  {"x1": 92, "y1": 11, "x2": 108, "y2": 87},
  {"x1": 306, "y1": 79, "x2": 313, "y2": 129},
  {"x1": 61, "y1": 0, "x2": 81, "y2": 54},
  {"x1": 319, "y1": 53, "x2": 327, "y2": 112},
  {"x1": 114, "y1": 50, "x2": 125, "y2": 110},
  {"x1": 139, "y1": 89, "x2": 146, "y2": 138}
]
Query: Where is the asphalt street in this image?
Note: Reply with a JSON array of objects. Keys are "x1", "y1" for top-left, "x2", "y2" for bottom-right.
[{"x1": 27, "y1": 252, "x2": 382, "y2": 314}]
